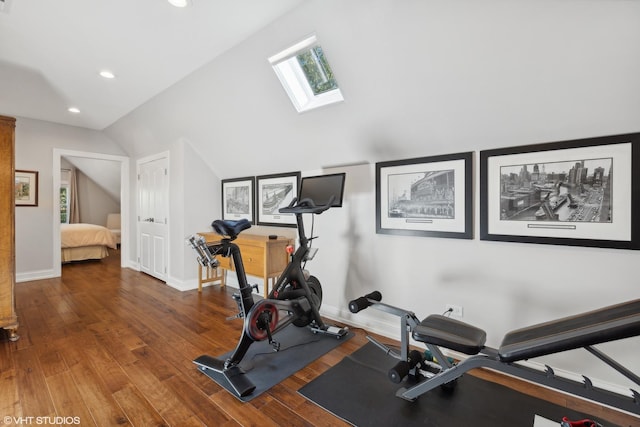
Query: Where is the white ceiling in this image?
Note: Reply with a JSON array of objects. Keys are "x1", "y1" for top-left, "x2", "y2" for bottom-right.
[{"x1": 0, "y1": 0, "x2": 302, "y2": 130}]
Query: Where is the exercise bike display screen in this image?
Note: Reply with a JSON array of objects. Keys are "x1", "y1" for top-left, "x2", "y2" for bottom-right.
[{"x1": 298, "y1": 173, "x2": 346, "y2": 207}]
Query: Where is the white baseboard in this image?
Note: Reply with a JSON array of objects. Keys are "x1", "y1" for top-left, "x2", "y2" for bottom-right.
[
  {"x1": 165, "y1": 275, "x2": 199, "y2": 292},
  {"x1": 125, "y1": 260, "x2": 140, "y2": 270},
  {"x1": 16, "y1": 269, "x2": 57, "y2": 282}
]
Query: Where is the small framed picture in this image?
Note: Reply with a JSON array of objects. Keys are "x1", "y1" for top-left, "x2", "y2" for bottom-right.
[
  {"x1": 15, "y1": 170, "x2": 39, "y2": 207},
  {"x1": 256, "y1": 172, "x2": 300, "y2": 227},
  {"x1": 376, "y1": 152, "x2": 473, "y2": 239},
  {"x1": 221, "y1": 176, "x2": 255, "y2": 223}
]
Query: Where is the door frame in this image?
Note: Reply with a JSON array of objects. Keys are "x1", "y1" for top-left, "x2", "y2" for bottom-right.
[
  {"x1": 52, "y1": 149, "x2": 130, "y2": 277},
  {"x1": 136, "y1": 151, "x2": 170, "y2": 281}
]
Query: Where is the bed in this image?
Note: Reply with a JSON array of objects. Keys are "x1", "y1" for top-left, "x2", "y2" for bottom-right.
[{"x1": 61, "y1": 223, "x2": 118, "y2": 262}]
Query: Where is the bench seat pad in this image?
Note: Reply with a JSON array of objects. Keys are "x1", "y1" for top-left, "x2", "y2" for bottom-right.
[
  {"x1": 499, "y1": 299, "x2": 640, "y2": 363},
  {"x1": 413, "y1": 314, "x2": 487, "y2": 355}
]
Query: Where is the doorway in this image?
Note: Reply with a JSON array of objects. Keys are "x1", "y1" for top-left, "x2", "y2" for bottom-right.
[{"x1": 52, "y1": 149, "x2": 130, "y2": 277}]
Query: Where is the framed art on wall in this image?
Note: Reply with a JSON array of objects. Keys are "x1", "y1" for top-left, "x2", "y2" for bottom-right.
[
  {"x1": 256, "y1": 171, "x2": 300, "y2": 227},
  {"x1": 221, "y1": 176, "x2": 255, "y2": 223},
  {"x1": 376, "y1": 152, "x2": 473, "y2": 239},
  {"x1": 480, "y1": 132, "x2": 640, "y2": 249},
  {"x1": 15, "y1": 170, "x2": 38, "y2": 207}
]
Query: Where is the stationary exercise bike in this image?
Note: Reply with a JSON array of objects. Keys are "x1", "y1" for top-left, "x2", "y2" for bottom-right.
[{"x1": 188, "y1": 173, "x2": 349, "y2": 397}]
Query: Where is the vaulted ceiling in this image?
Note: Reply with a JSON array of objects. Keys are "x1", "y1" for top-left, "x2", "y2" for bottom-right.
[{"x1": 0, "y1": 0, "x2": 302, "y2": 130}]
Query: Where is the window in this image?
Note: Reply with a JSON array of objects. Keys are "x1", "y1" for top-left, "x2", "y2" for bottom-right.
[
  {"x1": 60, "y1": 169, "x2": 71, "y2": 224},
  {"x1": 60, "y1": 187, "x2": 69, "y2": 224},
  {"x1": 269, "y1": 35, "x2": 343, "y2": 113}
]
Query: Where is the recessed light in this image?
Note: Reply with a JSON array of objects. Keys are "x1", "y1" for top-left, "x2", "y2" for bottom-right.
[
  {"x1": 68, "y1": 107, "x2": 80, "y2": 114},
  {"x1": 99, "y1": 70, "x2": 115, "y2": 79},
  {"x1": 168, "y1": 0, "x2": 190, "y2": 7}
]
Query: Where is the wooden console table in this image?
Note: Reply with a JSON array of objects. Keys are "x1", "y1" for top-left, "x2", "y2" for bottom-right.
[{"x1": 197, "y1": 232, "x2": 294, "y2": 297}]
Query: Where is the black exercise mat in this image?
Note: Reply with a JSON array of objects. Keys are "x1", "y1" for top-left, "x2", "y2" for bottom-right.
[
  {"x1": 200, "y1": 324, "x2": 353, "y2": 401},
  {"x1": 299, "y1": 342, "x2": 614, "y2": 426}
]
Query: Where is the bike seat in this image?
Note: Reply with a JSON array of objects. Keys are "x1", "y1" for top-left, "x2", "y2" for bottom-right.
[{"x1": 211, "y1": 219, "x2": 251, "y2": 239}]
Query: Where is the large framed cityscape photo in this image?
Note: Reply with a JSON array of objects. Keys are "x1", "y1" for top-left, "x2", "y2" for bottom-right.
[
  {"x1": 221, "y1": 176, "x2": 255, "y2": 223},
  {"x1": 256, "y1": 171, "x2": 300, "y2": 227},
  {"x1": 480, "y1": 133, "x2": 640, "y2": 249},
  {"x1": 376, "y1": 152, "x2": 473, "y2": 239}
]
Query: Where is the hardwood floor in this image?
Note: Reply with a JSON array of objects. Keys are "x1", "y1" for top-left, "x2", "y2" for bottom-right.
[{"x1": 2, "y1": 250, "x2": 638, "y2": 426}]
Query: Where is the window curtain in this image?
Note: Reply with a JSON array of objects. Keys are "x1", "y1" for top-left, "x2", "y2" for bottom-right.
[{"x1": 69, "y1": 168, "x2": 80, "y2": 223}]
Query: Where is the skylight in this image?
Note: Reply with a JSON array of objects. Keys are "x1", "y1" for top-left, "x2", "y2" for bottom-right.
[{"x1": 269, "y1": 35, "x2": 343, "y2": 113}]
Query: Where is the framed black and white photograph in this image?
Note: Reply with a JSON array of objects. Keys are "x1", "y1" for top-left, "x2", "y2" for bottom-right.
[
  {"x1": 221, "y1": 176, "x2": 255, "y2": 223},
  {"x1": 15, "y1": 170, "x2": 39, "y2": 207},
  {"x1": 480, "y1": 132, "x2": 640, "y2": 249},
  {"x1": 256, "y1": 171, "x2": 300, "y2": 227},
  {"x1": 376, "y1": 152, "x2": 473, "y2": 239}
]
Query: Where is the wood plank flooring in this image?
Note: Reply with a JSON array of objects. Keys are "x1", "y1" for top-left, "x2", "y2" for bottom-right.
[{"x1": 2, "y1": 250, "x2": 638, "y2": 426}]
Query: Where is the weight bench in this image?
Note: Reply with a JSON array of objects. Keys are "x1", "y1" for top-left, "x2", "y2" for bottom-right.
[{"x1": 349, "y1": 294, "x2": 640, "y2": 415}]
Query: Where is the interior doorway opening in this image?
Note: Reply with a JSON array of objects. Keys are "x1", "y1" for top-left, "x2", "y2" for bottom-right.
[{"x1": 52, "y1": 149, "x2": 130, "y2": 277}]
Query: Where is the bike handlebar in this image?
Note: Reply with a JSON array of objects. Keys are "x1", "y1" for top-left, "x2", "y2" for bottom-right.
[{"x1": 278, "y1": 195, "x2": 336, "y2": 215}]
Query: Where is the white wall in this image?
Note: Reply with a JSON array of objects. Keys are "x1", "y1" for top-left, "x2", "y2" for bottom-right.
[
  {"x1": 107, "y1": 0, "x2": 640, "y2": 178},
  {"x1": 14, "y1": 117, "x2": 127, "y2": 281},
  {"x1": 166, "y1": 139, "x2": 219, "y2": 289},
  {"x1": 104, "y1": 0, "x2": 640, "y2": 392},
  {"x1": 75, "y1": 169, "x2": 120, "y2": 226}
]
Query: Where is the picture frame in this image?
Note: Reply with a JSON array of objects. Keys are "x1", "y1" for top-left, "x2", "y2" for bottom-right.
[
  {"x1": 256, "y1": 171, "x2": 301, "y2": 227},
  {"x1": 221, "y1": 176, "x2": 255, "y2": 223},
  {"x1": 15, "y1": 170, "x2": 39, "y2": 207},
  {"x1": 480, "y1": 132, "x2": 640, "y2": 250},
  {"x1": 376, "y1": 152, "x2": 473, "y2": 239}
]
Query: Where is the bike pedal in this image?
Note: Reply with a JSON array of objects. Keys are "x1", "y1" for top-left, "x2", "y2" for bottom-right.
[{"x1": 226, "y1": 313, "x2": 244, "y2": 321}]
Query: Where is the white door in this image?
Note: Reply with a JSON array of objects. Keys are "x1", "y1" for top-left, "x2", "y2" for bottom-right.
[{"x1": 138, "y1": 155, "x2": 168, "y2": 281}]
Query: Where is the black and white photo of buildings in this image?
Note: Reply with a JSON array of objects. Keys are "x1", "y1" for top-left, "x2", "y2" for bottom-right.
[
  {"x1": 225, "y1": 185, "x2": 251, "y2": 215},
  {"x1": 387, "y1": 170, "x2": 455, "y2": 219},
  {"x1": 499, "y1": 157, "x2": 612, "y2": 222},
  {"x1": 261, "y1": 183, "x2": 294, "y2": 214}
]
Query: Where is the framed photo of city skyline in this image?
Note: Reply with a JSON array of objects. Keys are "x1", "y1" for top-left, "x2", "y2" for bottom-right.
[
  {"x1": 376, "y1": 152, "x2": 473, "y2": 239},
  {"x1": 256, "y1": 171, "x2": 300, "y2": 227},
  {"x1": 480, "y1": 133, "x2": 640, "y2": 249},
  {"x1": 221, "y1": 176, "x2": 255, "y2": 223}
]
